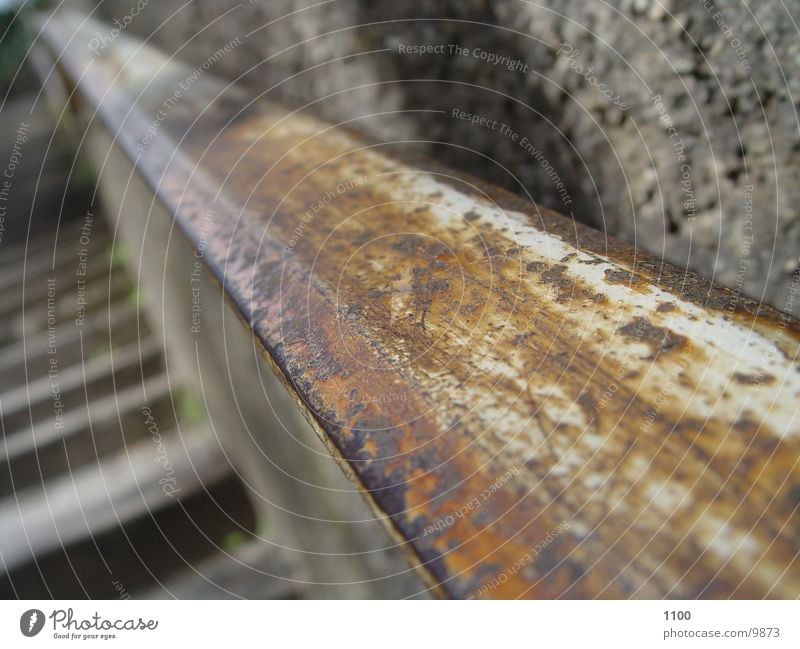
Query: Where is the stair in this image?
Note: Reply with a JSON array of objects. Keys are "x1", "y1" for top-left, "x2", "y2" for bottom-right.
[{"x1": 0, "y1": 194, "x2": 299, "y2": 598}]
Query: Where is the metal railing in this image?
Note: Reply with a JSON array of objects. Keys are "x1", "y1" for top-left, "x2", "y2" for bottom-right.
[{"x1": 31, "y1": 9, "x2": 800, "y2": 598}]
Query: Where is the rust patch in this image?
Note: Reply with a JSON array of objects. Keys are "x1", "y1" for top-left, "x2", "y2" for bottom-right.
[
  {"x1": 617, "y1": 317, "x2": 689, "y2": 358},
  {"x1": 734, "y1": 372, "x2": 775, "y2": 385},
  {"x1": 43, "y1": 10, "x2": 800, "y2": 600},
  {"x1": 603, "y1": 267, "x2": 649, "y2": 292}
]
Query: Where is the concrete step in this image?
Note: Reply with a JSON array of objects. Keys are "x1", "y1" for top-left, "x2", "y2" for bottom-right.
[
  {"x1": 0, "y1": 373, "x2": 175, "y2": 497},
  {"x1": 0, "y1": 336, "x2": 163, "y2": 432},
  {"x1": 0, "y1": 212, "x2": 88, "y2": 268},
  {"x1": 0, "y1": 223, "x2": 110, "y2": 292},
  {"x1": 0, "y1": 271, "x2": 133, "y2": 346},
  {"x1": 0, "y1": 302, "x2": 141, "y2": 392},
  {"x1": 0, "y1": 426, "x2": 229, "y2": 575},
  {"x1": 0, "y1": 474, "x2": 255, "y2": 599},
  {"x1": 0, "y1": 248, "x2": 114, "y2": 315}
]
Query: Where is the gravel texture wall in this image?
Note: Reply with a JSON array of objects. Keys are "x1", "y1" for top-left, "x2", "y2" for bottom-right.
[{"x1": 86, "y1": 0, "x2": 800, "y2": 315}]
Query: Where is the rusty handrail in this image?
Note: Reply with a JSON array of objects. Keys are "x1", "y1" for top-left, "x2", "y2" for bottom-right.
[{"x1": 34, "y1": 10, "x2": 800, "y2": 598}]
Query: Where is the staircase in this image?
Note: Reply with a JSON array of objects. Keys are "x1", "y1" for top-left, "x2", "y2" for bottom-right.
[{"x1": 0, "y1": 148, "x2": 299, "y2": 598}]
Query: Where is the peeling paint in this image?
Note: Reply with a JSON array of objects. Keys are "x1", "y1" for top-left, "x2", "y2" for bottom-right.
[{"x1": 39, "y1": 10, "x2": 800, "y2": 599}]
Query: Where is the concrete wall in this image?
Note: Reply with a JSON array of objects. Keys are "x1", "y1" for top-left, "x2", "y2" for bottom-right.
[{"x1": 82, "y1": 0, "x2": 800, "y2": 316}]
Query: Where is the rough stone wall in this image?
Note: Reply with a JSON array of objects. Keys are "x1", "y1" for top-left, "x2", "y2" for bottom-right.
[{"x1": 85, "y1": 0, "x2": 800, "y2": 315}]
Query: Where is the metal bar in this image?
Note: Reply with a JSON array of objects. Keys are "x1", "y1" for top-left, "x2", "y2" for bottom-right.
[{"x1": 34, "y1": 10, "x2": 800, "y2": 598}]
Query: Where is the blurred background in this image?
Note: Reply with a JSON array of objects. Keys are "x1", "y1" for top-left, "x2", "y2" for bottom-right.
[{"x1": 78, "y1": 0, "x2": 800, "y2": 316}]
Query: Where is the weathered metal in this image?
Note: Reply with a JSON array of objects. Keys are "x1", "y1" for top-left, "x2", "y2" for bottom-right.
[{"x1": 35, "y1": 11, "x2": 800, "y2": 598}]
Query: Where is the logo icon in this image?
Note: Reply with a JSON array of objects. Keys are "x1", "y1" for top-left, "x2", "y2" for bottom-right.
[{"x1": 20, "y1": 609, "x2": 45, "y2": 637}]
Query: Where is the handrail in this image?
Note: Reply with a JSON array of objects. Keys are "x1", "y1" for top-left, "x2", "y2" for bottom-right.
[{"x1": 34, "y1": 10, "x2": 800, "y2": 598}]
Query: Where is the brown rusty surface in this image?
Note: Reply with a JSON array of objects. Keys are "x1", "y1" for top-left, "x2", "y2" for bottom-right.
[{"x1": 38, "y1": 12, "x2": 800, "y2": 598}]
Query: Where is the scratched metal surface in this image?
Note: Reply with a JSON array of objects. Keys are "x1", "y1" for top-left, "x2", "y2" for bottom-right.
[{"x1": 37, "y1": 12, "x2": 800, "y2": 598}]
